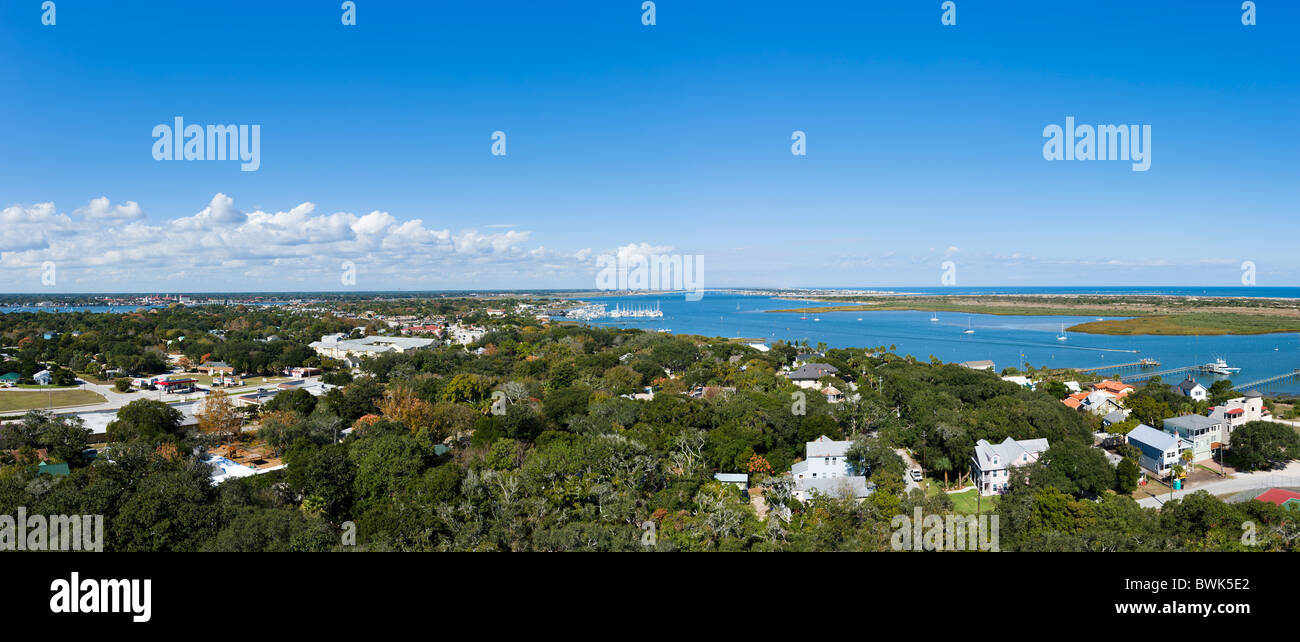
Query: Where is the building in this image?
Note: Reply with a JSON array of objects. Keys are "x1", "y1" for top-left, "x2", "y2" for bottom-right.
[
  {"x1": 155, "y1": 378, "x2": 198, "y2": 394},
  {"x1": 199, "y1": 361, "x2": 235, "y2": 375},
  {"x1": 1162, "y1": 414, "x2": 1226, "y2": 462},
  {"x1": 1065, "y1": 389, "x2": 1124, "y2": 416},
  {"x1": 1176, "y1": 376, "x2": 1208, "y2": 401},
  {"x1": 0, "y1": 372, "x2": 19, "y2": 387},
  {"x1": 821, "y1": 386, "x2": 845, "y2": 403},
  {"x1": 713, "y1": 473, "x2": 749, "y2": 492},
  {"x1": 33, "y1": 370, "x2": 52, "y2": 385},
  {"x1": 1091, "y1": 380, "x2": 1135, "y2": 397},
  {"x1": 783, "y1": 363, "x2": 839, "y2": 390},
  {"x1": 971, "y1": 437, "x2": 1049, "y2": 496},
  {"x1": 1101, "y1": 409, "x2": 1130, "y2": 427},
  {"x1": 1208, "y1": 391, "x2": 1269, "y2": 430},
  {"x1": 283, "y1": 367, "x2": 322, "y2": 378},
  {"x1": 1001, "y1": 375, "x2": 1034, "y2": 389},
  {"x1": 790, "y1": 435, "x2": 870, "y2": 502},
  {"x1": 1126, "y1": 423, "x2": 1190, "y2": 478},
  {"x1": 959, "y1": 360, "x2": 996, "y2": 371},
  {"x1": 309, "y1": 334, "x2": 438, "y2": 366}
]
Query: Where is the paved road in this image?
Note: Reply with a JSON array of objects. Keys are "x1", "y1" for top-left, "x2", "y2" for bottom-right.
[
  {"x1": 895, "y1": 448, "x2": 921, "y2": 492},
  {"x1": 1136, "y1": 460, "x2": 1300, "y2": 508}
]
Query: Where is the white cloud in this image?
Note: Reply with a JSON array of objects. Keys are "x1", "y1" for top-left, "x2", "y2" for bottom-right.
[
  {"x1": 76, "y1": 197, "x2": 146, "y2": 222},
  {"x1": 0, "y1": 193, "x2": 584, "y2": 290}
]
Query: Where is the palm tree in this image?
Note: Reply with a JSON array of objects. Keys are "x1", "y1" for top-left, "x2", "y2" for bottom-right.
[{"x1": 933, "y1": 455, "x2": 953, "y2": 490}]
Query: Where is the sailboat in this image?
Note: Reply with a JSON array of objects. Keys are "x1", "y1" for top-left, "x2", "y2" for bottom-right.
[
  {"x1": 963, "y1": 318, "x2": 974, "y2": 334},
  {"x1": 930, "y1": 312, "x2": 939, "y2": 322},
  {"x1": 1057, "y1": 324, "x2": 1067, "y2": 341}
]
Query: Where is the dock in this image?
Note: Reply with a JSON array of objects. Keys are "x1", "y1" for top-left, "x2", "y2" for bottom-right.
[
  {"x1": 1237, "y1": 370, "x2": 1300, "y2": 391},
  {"x1": 1119, "y1": 364, "x2": 1212, "y2": 382},
  {"x1": 1081, "y1": 358, "x2": 1160, "y2": 373}
]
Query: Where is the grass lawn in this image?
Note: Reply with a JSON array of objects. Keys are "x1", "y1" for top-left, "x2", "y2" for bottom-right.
[
  {"x1": 949, "y1": 489, "x2": 999, "y2": 515},
  {"x1": 0, "y1": 389, "x2": 106, "y2": 412},
  {"x1": 922, "y1": 481, "x2": 999, "y2": 514}
]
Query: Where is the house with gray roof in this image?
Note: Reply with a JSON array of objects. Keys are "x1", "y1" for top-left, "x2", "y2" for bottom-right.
[
  {"x1": 1127, "y1": 423, "x2": 1191, "y2": 477},
  {"x1": 1176, "y1": 376, "x2": 1208, "y2": 401},
  {"x1": 784, "y1": 363, "x2": 839, "y2": 389},
  {"x1": 971, "y1": 437, "x2": 1049, "y2": 496},
  {"x1": 1163, "y1": 414, "x2": 1225, "y2": 462},
  {"x1": 791, "y1": 435, "x2": 870, "y2": 502}
]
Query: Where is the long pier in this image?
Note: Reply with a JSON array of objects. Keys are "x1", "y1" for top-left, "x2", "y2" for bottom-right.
[
  {"x1": 1237, "y1": 370, "x2": 1300, "y2": 390},
  {"x1": 1119, "y1": 364, "x2": 1206, "y2": 382},
  {"x1": 1082, "y1": 358, "x2": 1161, "y2": 373}
]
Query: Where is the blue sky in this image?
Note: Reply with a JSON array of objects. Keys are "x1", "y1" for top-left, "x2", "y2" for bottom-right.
[{"x1": 0, "y1": 0, "x2": 1297, "y2": 292}]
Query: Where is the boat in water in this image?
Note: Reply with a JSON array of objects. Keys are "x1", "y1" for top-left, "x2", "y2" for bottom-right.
[
  {"x1": 1057, "y1": 324, "x2": 1067, "y2": 341},
  {"x1": 963, "y1": 318, "x2": 974, "y2": 334},
  {"x1": 1204, "y1": 357, "x2": 1240, "y2": 375},
  {"x1": 930, "y1": 312, "x2": 939, "y2": 322}
]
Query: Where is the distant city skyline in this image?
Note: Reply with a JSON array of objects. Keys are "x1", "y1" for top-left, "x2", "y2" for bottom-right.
[{"x1": 2, "y1": 1, "x2": 1297, "y2": 292}]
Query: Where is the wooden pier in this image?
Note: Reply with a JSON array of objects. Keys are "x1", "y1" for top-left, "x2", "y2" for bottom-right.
[
  {"x1": 1082, "y1": 358, "x2": 1160, "y2": 373},
  {"x1": 1237, "y1": 370, "x2": 1300, "y2": 391}
]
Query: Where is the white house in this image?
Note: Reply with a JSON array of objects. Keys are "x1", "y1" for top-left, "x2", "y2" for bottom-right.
[
  {"x1": 1176, "y1": 376, "x2": 1208, "y2": 401},
  {"x1": 970, "y1": 437, "x2": 1049, "y2": 496},
  {"x1": 790, "y1": 435, "x2": 870, "y2": 502},
  {"x1": 32, "y1": 369, "x2": 52, "y2": 385},
  {"x1": 1208, "y1": 391, "x2": 1268, "y2": 431},
  {"x1": 1162, "y1": 414, "x2": 1226, "y2": 462}
]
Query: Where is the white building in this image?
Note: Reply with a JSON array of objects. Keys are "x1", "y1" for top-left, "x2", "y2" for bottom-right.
[
  {"x1": 1176, "y1": 376, "x2": 1208, "y2": 401},
  {"x1": 790, "y1": 435, "x2": 870, "y2": 502},
  {"x1": 446, "y1": 324, "x2": 488, "y2": 346},
  {"x1": 308, "y1": 334, "x2": 437, "y2": 366},
  {"x1": 33, "y1": 370, "x2": 52, "y2": 385},
  {"x1": 1208, "y1": 391, "x2": 1268, "y2": 430},
  {"x1": 971, "y1": 437, "x2": 1049, "y2": 496}
]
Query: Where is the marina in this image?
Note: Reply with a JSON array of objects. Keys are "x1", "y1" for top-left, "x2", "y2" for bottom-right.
[{"x1": 561, "y1": 292, "x2": 1300, "y2": 395}]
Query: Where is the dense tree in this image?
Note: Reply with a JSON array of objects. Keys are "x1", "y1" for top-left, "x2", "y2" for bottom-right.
[
  {"x1": 1228, "y1": 420, "x2": 1300, "y2": 471},
  {"x1": 107, "y1": 399, "x2": 184, "y2": 444}
]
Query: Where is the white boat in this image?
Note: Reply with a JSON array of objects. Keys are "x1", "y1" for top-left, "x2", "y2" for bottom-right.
[
  {"x1": 813, "y1": 317, "x2": 821, "y2": 322},
  {"x1": 1057, "y1": 324, "x2": 1067, "y2": 341},
  {"x1": 963, "y1": 318, "x2": 974, "y2": 334},
  {"x1": 930, "y1": 312, "x2": 939, "y2": 322},
  {"x1": 1204, "y1": 357, "x2": 1240, "y2": 375}
]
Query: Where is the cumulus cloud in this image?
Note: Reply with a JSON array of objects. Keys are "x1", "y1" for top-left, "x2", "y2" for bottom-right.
[
  {"x1": 0, "y1": 193, "x2": 584, "y2": 290},
  {"x1": 75, "y1": 197, "x2": 145, "y2": 222}
]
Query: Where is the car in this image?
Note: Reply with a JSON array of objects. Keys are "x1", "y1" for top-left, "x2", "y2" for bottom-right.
[{"x1": 909, "y1": 469, "x2": 923, "y2": 481}]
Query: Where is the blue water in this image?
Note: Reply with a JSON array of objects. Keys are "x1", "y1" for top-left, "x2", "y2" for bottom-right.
[{"x1": 565, "y1": 292, "x2": 1300, "y2": 394}]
